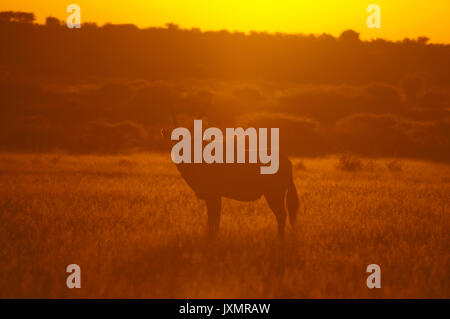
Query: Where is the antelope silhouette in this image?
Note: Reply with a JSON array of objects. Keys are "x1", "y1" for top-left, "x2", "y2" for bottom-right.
[{"x1": 162, "y1": 104, "x2": 299, "y2": 238}]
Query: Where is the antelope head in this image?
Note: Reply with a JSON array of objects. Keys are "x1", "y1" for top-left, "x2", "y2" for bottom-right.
[
  {"x1": 160, "y1": 103, "x2": 179, "y2": 141},
  {"x1": 161, "y1": 91, "x2": 213, "y2": 141}
]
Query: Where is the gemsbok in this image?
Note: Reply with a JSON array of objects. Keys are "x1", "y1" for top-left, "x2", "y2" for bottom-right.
[{"x1": 161, "y1": 104, "x2": 299, "y2": 238}]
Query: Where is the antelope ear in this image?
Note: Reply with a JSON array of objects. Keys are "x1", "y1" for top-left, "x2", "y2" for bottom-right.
[{"x1": 160, "y1": 128, "x2": 165, "y2": 137}]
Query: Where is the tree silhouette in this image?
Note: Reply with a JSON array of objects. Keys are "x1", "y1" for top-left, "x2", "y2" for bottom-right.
[
  {"x1": 45, "y1": 16, "x2": 61, "y2": 27},
  {"x1": 0, "y1": 11, "x2": 35, "y2": 23},
  {"x1": 338, "y1": 30, "x2": 360, "y2": 43}
]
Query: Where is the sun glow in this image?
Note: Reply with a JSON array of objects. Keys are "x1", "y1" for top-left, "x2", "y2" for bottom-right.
[{"x1": 1, "y1": 0, "x2": 450, "y2": 42}]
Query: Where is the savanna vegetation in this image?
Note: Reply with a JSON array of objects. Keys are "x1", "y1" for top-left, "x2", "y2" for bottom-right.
[
  {"x1": 0, "y1": 12, "x2": 448, "y2": 299},
  {"x1": 0, "y1": 153, "x2": 448, "y2": 298},
  {"x1": 0, "y1": 12, "x2": 449, "y2": 161}
]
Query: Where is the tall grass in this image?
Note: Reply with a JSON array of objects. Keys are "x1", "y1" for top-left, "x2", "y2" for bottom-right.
[{"x1": 0, "y1": 153, "x2": 448, "y2": 298}]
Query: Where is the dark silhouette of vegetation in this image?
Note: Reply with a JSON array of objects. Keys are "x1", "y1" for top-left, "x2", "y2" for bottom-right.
[
  {"x1": 45, "y1": 16, "x2": 62, "y2": 27},
  {"x1": 0, "y1": 11, "x2": 448, "y2": 161},
  {"x1": 0, "y1": 11, "x2": 35, "y2": 24}
]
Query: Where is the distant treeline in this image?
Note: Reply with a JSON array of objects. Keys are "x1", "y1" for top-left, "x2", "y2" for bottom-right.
[
  {"x1": 1, "y1": 12, "x2": 450, "y2": 84},
  {"x1": 0, "y1": 12, "x2": 449, "y2": 160}
]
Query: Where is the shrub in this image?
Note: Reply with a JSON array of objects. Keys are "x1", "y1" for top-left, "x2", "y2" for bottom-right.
[
  {"x1": 386, "y1": 160, "x2": 403, "y2": 172},
  {"x1": 336, "y1": 154, "x2": 363, "y2": 171},
  {"x1": 116, "y1": 159, "x2": 134, "y2": 168},
  {"x1": 294, "y1": 159, "x2": 307, "y2": 171}
]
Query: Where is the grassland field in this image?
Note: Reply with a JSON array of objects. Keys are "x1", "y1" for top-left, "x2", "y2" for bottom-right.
[{"x1": 0, "y1": 153, "x2": 448, "y2": 298}]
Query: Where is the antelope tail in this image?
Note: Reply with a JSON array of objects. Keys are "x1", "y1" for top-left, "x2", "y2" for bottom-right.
[{"x1": 286, "y1": 179, "x2": 299, "y2": 227}]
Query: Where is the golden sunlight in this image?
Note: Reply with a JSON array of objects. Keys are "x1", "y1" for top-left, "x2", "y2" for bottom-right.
[{"x1": 1, "y1": 0, "x2": 450, "y2": 42}]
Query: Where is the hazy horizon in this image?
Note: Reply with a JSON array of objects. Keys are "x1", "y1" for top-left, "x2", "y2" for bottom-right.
[{"x1": 2, "y1": 0, "x2": 450, "y2": 44}]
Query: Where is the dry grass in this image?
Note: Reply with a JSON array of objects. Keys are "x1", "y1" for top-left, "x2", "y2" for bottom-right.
[{"x1": 0, "y1": 153, "x2": 449, "y2": 298}]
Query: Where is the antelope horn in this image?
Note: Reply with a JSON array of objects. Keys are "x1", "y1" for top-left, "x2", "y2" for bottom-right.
[
  {"x1": 197, "y1": 91, "x2": 213, "y2": 119},
  {"x1": 169, "y1": 103, "x2": 179, "y2": 127}
]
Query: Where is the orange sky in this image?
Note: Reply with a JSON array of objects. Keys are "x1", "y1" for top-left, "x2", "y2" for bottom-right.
[{"x1": 2, "y1": 0, "x2": 450, "y2": 43}]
